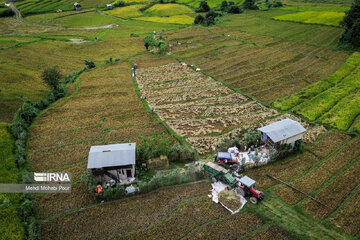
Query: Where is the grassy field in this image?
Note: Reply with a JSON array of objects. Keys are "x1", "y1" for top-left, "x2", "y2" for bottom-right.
[
  {"x1": 273, "y1": 52, "x2": 360, "y2": 132},
  {"x1": 273, "y1": 11, "x2": 345, "y2": 26},
  {"x1": 0, "y1": 123, "x2": 25, "y2": 240}
]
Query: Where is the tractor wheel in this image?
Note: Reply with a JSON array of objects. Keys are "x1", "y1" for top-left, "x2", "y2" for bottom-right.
[
  {"x1": 231, "y1": 164, "x2": 239, "y2": 171},
  {"x1": 236, "y1": 187, "x2": 246, "y2": 197},
  {"x1": 250, "y1": 197, "x2": 258, "y2": 204},
  {"x1": 218, "y1": 162, "x2": 226, "y2": 168}
]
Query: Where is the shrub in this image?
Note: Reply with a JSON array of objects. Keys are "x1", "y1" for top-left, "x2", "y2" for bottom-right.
[
  {"x1": 194, "y1": 15, "x2": 205, "y2": 24},
  {"x1": 227, "y1": 5, "x2": 242, "y2": 13},
  {"x1": 143, "y1": 32, "x2": 166, "y2": 54},
  {"x1": 41, "y1": 66, "x2": 62, "y2": 89},
  {"x1": 84, "y1": 60, "x2": 96, "y2": 69},
  {"x1": 169, "y1": 143, "x2": 197, "y2": 162},
  {"x1": 114, "y1": 1, "x2": 125, "y2": 7},
  {"x1": 136, "y1": 131, "x2": 172, "y2": 165},
  {"x1": 220, "y1": 1, "x2": 228, "y2": 11},
  {"x1": 244, "y1": 129, "x2": 261, "y2": 147},
  {"x1": 0, "y1": 8, "x2": 14, "y2": 17},
  {"x1": 130, "y1": 33, "x2": 139, "y2": 37},
  {"x1": 243, "y1": 0, "x2": 259, "y2": 10},
  {"x1": 196, "y1": 1, "x2": 210, "y2": 12}
]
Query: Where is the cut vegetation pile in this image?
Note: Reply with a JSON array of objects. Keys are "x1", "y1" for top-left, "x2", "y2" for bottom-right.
[{"x1": 134, "y1": 53, "x2": 279, "y2": 154}]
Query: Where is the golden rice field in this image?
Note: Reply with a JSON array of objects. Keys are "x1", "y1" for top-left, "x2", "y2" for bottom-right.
[
  {"x1": 134, "y1": 15, "x2": 194, "y2": 25},
  {"x1": 106, "y1": 5, "x2": 144, "y2": 19},
  {"x1": 144, "y1": 4, "x2": 193, "y2": 16}
]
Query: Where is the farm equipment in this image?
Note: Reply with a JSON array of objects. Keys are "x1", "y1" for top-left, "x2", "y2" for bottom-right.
[
  {"x1": 204, "y1": 162, "x2": 237, "y2": 187},
  {"x1": 236, "y1": 176, "x2": 264, "y2": 204},
  {"x1": 214, "y1": 152, "x2": 239, "y2": 170},
  {"x1": 204, "y1": 162, "x2": 264, "y2": 204}
]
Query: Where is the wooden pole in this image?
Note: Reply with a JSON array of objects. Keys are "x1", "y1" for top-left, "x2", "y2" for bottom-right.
[{"x1": 266, "y1": 174, "x2": 332, "y2": 210}]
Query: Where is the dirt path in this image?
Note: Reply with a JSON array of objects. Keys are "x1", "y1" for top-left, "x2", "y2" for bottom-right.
[{"x1": 8, "y1": 2, "x2": 22, "y2": 19}]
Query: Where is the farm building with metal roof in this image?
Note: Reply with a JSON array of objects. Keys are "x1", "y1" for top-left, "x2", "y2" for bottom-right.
[
  {"x1": 87, "y1": 143, "x2": 136, "y2": 184},
  {"x1": 257, "y1": 118, "x2": 306, "y2": 147}
]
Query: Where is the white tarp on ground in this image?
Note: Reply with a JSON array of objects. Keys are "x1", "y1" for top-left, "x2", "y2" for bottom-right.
[
  {"x1": 209, "y1": 181, "x2": 247, "y2": 214},
  {"x1": 227, "y1": 147, "x2": 269, "y2": 166}
]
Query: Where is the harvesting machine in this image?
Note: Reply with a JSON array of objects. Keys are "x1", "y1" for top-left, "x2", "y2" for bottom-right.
[{"x1": 204, "y1": 162, "x2": 264, "y2": 204}]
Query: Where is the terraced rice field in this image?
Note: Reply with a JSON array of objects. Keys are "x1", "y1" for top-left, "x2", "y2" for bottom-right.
[
  {"x1": 165, "y1": 27, "x2": 348, "y2": 103},
  {"x1": 29, "y1": 62, "x2": 170, "y2": 219},
  {"x1": 273, "y1": 11, "x2": 345, "y2": 26},
  {"x1": 274, "y1": 52, "x2": 360, "y2": 132},
  {"x1": 276, "y1": 137, "x2": 360, "y2": 205}
]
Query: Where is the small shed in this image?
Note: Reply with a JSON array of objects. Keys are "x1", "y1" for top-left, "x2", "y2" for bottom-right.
[
  {"x1": 74, "y1": 2, "x2": 81, "y2": 11},
  {"x1": 106, "y1": 4, "x2": 113, "y2": 9},
  {"x1": 257, "y1": 118, "x2": 306, "y2": 148},
  {"x1": 87, "y1": 143, "x2": 136, "y2": 184}
]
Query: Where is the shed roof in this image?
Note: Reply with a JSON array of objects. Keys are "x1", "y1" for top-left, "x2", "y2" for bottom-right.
[
  {"x1": 87, "y1": 143, "x2": 136, "y2": 169},
  {"x1": 257, "y1": 118, "x2": 306, "y2": 143}
]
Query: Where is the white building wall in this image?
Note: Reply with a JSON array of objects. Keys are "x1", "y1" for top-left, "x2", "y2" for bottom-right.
[{"x1": 281, "y1": 134, "x2": 303, "y2": 145}]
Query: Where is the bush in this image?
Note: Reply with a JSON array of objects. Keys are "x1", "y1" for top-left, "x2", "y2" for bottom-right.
[
  {"x1": 136, "y1": 131, "x2": 172, "y2": 166},
  {"x1": 196, "y1": 1, "x2": 210, "y2": 12},
  {"x1": 114, "y1": 1, "x2": 125, "y2": 7},
  {"x1": 84, "y1": 60, "x2": 96, "y2": 69},
  {"x1": 220, "y1": 1, "x2": 228, "y2": 11},
  {"x1": 216, "y1": 137, "x2": 245, "y2": 152},
  {"x1": 244, "y1": 129, "x2": 261, "y2": 147},
  {"x1": 41, "y1": 66, "x2": 62, "y2": 89},
  {"x1": 138, "y1": 164, "x2": 203, "y2": 194},
  {"x1": 227, "y1": 5, "x2": 242, "y2": 13},
  {"x1": 143, "y1": 32, "x2": 166, "y2": 54},
  {"x1": 0, "y1": 8, "x2": 14, "y2": 17},
  {"x1": 169, "y1": 143, "x2": 197, "y2": 162},
  {"x1": 243, "y1": 0, "x2": 259, "y2": 10},
  {"x1": 130, "y1": 33, "x2": 139, "y2": 37},
  {"x1": 194, "y1": 15, "x2": 205, "y2": 24}
]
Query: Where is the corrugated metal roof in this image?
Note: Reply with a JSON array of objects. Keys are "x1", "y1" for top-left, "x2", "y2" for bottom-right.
[
  {"x1": 87, "y1": 143, "x2": 136, "y2": 169},
  {"x1": 257, "y1": 118, "x2": 306, "y2": 143}
]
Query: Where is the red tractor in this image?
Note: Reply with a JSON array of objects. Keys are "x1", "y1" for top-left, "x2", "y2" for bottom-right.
[{"x1": 235, "y1": 176, "x2": 264, "y2": 204}]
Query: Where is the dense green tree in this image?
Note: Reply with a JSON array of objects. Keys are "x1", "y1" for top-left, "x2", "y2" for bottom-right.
[
  {"x1": 227, "y1": 5, "x2": 242, "y2": 13},
  {"x1": 340, "y1": 0, "x2": 360, "y2": 47},
  {"x1": 41, "y1": 66, "x2": 62, "y2": 89},
  {"x1": 243, "y1": 0, "x2": 259, "y2": 10},
  {"x1": 194, "y1": 15, "x2": 205, "y2": 24},
  {"x1": 197, "y1": 1, "x2": 210, "y2": 12},
  {"x1": 220, "y1": 1, "x2": 228, "y2": 11}
]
